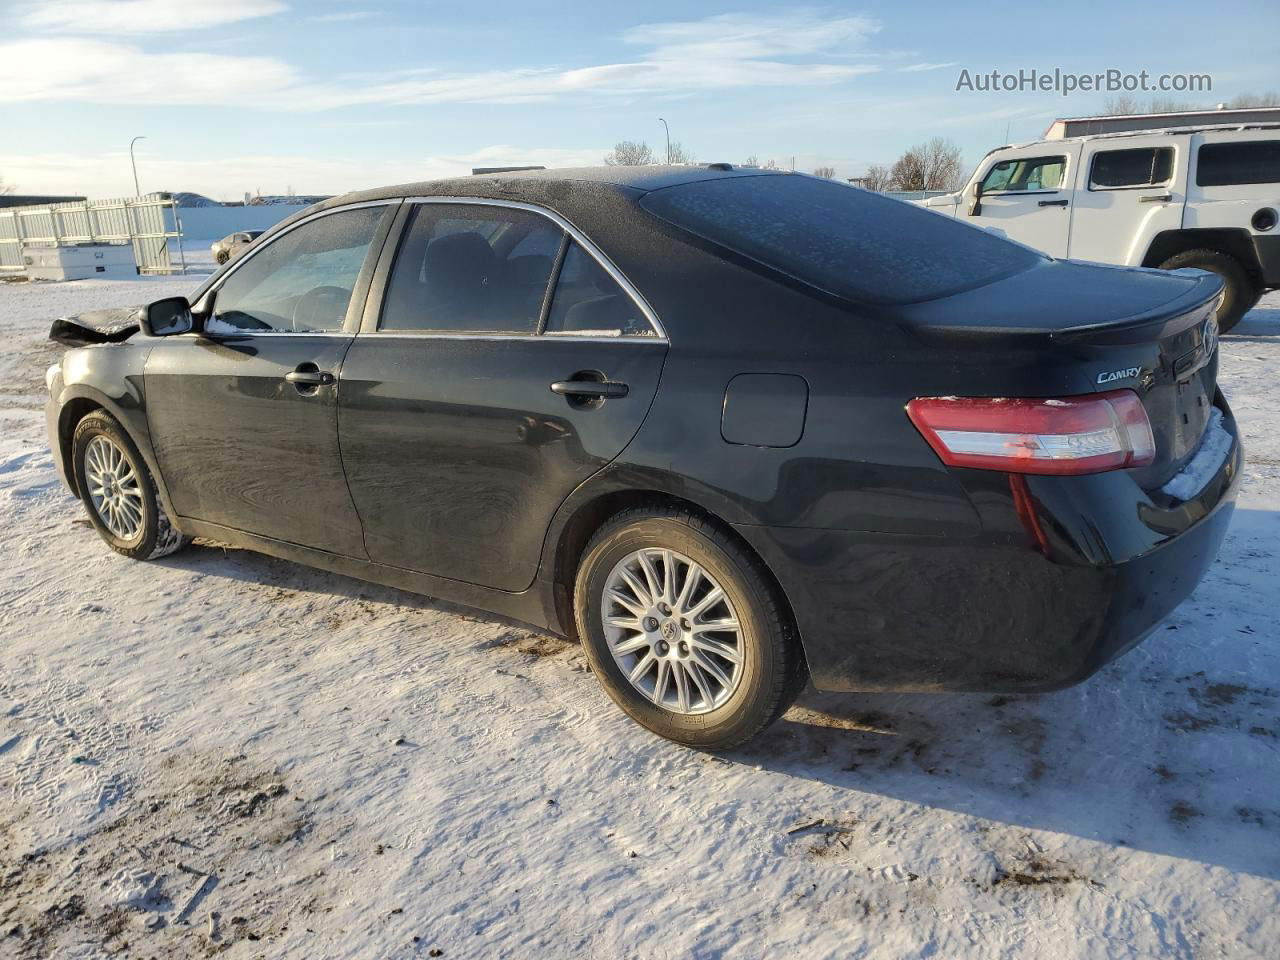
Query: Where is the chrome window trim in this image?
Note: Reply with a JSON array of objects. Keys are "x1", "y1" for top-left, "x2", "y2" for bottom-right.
[
  {"x1": 195, "y1": 199, "x2": 400, "y2": 314},
  {"x1": 397, "y1": 195, "x2": 668, "y2": 341},
  {"x1": 356, "y1": 332, "x2": 665, "y2": 344}
]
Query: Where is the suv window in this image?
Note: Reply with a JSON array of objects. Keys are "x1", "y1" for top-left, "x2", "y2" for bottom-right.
[
  {"x1": 208, "y1": 206, "x2": 384, "y2": 334},
  {"x1": 1090, "y1": 147, "x2": 1174, "y2": 189},
  {"x1": 981, "y1": 156, "x2": 1066, "y2": 193},
  {"x1": 380, "y1": 205, "x2": 563, "y2": 333},
  {"x1": 1196, "y1": 140, "x2": 1280, "y2": 186},
  {"x1": 545, "y1": 242, "x2": 653, "y2": 337},
  {"x1": 640, "y1": 173, "x2": 1045, "y2": 306}
]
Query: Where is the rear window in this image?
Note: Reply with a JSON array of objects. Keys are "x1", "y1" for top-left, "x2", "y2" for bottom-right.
[
  {"x1": 1196, "y1": 140, "x2": 1280, "y2": 186},
  {"x1": 639, "y1": 174, "x2": 1044, "y2": 306}
]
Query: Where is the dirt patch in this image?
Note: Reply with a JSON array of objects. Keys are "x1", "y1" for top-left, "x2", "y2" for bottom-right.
[
  {"x1": 992, "y1": 857, "x2": 1098, "y2": 890},
  {"x1": 1169, "y1": 800, "x2": 1202, "y2": 826},
  {"x1": 490, "y1": 630, "x2": 574, "y2": 658}
]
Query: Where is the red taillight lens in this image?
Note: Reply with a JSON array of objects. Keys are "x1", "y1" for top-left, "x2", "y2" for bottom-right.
[{"x1": 906, "y1": 390, "x2": 1155, "y2": 475}]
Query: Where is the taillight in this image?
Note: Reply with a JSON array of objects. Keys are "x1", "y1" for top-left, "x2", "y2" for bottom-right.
[{"x1": 906, "y1": 390, "x2": 1155, "y2": 475}]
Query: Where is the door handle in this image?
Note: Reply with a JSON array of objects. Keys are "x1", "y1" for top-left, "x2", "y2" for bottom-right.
[
  {"x1": 1140, "y1": 193, "x2": 1173, "y2": 203},
  {"x1": 1038, "y1": 199, "x2": 1069, "y2": 207},
  {"x1": 285, "y1": 369, "x2": 335, "y2": 386},
  {"x1": 550, "y1": 379, "x2": 628, "y2": 399}
]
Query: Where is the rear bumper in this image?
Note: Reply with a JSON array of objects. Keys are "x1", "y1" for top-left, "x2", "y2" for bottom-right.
[{"x1": 735, "y1": 404, "x2": 1242, "y2": 694}]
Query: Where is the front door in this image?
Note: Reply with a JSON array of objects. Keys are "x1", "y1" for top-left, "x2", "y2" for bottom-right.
[
  {"x1": 966, "y1": 145, "x2": 1081, "y2": 257},
  {"x1": 339, "y1": 200, "x2": 668, "y2": 592},
  {"x1": 144, "y1": 203, "x2": 396, "y2": 556},
  {"x1": 1067, "y1": 137, "x2": 1187, "y2": 265}
]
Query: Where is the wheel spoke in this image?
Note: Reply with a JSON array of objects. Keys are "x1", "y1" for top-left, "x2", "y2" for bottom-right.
[
  {"x1": 607, "y1": 588, "x2": 647, "y2": 617},
  {"x1": 687, "y1": 586, "x2": 725, "y2": 619},
  {"x1": 617, "y1": 567, "x2": 651, "y2": 606},
  {"x1": 691, "y1": 635, "x2": 742, "y2": 665},
  {"x1": 685, "y1": 660, "x2": 714, "y2": 706},
  {"x1": 660, "y1": 549, "x2": 675, "y2": 604},
  {"x1": 692, "y1": 617, "x2": 740, "y2": 634},
  {"x1": 628, "y1": 651, "x2": 657, "y2": 684},
  {"x1": 637, "y1": 552, "x2": 663, "y2": 602},
  {"x1": 611, "y1": 633, "x2": 650, "y2": 656},
  {"x1": 672, "y1": 662, "x2": 691, "y2": 712},
  {"x1": 675, "y1": 561, "x2": 701, "y2": 612},
  {"x1": 604, "y1": 615, "x2": 641, "y2": 631},
  {"x1": 652, "y1": 660, "x2": 671, "y2": 705},
  {"x1": 690, "y1": 648, "x2": 733, "y2": 687}
]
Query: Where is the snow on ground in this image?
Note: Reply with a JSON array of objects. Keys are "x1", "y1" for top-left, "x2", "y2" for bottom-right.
[{"x1": 0, "y1": 276, "x2": 1277, "y2": 959}]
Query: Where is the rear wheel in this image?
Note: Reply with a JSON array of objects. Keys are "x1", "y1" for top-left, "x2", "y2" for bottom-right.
[
  {"x1": 215, "y1": 250, "x2": 229, "y2": 265},
  {"x1": 71, "y1": 410, "x2": 190, "y2": 561},
  {"x1": 574, "y1": 507, "x2": 806, "y2": 749},
  {"x1": 1158, "y1": 249, "x2": 1258, "y2": 333}
]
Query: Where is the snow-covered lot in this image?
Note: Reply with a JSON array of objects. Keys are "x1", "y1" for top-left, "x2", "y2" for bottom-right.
[{"x1": 1, "y1": 274, "x2": 1278, "y2": 959}]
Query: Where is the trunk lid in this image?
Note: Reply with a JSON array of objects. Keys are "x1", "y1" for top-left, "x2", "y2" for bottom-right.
[{"x1": 899, "y1": 259, "x2": 1225, "y2": 488}]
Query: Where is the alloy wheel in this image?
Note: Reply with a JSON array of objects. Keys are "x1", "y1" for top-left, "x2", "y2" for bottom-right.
[
  {"x1": 602, "y1": 547, "x2": 744, "y2": 714},
  {"x1": 83, "y1": 435, "x2": 145, "y2": 541}
]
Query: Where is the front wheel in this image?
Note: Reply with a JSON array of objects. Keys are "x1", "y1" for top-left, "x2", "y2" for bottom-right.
[
  {"x1": 574, "y1": 507, "x2": 806, "y2": 749},
  {"x1": 71, "y1": 410, "x2": 190, "y2": 561}
]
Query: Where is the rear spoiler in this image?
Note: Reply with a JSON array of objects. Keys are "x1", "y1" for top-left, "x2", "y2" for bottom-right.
[
  {"x1": 49, "y1": 306, "x2": 142, "y2": 347},
  {"x1": 1049, "y1": 272, "x2": 1223, "y2": 345}
]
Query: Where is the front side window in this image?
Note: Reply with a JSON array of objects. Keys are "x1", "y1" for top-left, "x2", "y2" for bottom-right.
[
  {"x1": 380, "y1": 205, "x2": 563, "y2": 333},
  {"x1": 1196, "y1": 140, "x2": 1280, "y2": 186},
  {"x1": 1090, "y1": 147, "x2": 1174, "y2": 189},
  {"x1": 209, "y1": 206, "x2": 385, "y2": 333},
  {"x1": 981, "y1": 155, "x2": 1066, "y2": 193},
  {"x1": 545, "y1": 242, "x2": 654, "y2": 337}
]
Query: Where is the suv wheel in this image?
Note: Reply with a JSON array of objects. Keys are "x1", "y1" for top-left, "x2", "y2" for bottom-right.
[
  {"x1": 215, "y1": 250, "x2": 229, "y2": 265},
  {"x1": 71, "y1": 410, "x2": 190, "y2": 561},
  {"x1": 1158, "y1": 249, "x2": 1259, "y2": 333},
  {"x1": 574, "y1": 507, "x2": 806, "y2": 749}
]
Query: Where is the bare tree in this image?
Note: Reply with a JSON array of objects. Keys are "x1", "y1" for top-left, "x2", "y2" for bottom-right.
[
  {"x1": 1104, "y1": 94, "x2": 1142, "y2": 115},
  {"x1": 1227, "y1": 91, "x2": 1280, "y2": 108},
  {"x1": 667, "y1": 142, "x2": 696, "y2": 165},
  {"x1": 889, "y1": 138, "x2": 965, "y2": 192},
  {"x1": 743, "y1": 154, "x2": 759, "y2": 167},
  {"x1": 1147, "y1": 96, "x2": 1199, "y2": 113},
  {"x1": 0, "y1": 176, "x2": 13, "y2": 196},
  {"x1": 762, "y1": 158, "x2": 780, "y2": 171},
  {"x1": 604, "y1": 141, "x2": 655, "y2": 166},
  {"x1": 861, "y1": 164, "x2": 892, "y2": 192},
  {"x1": 812, "y1": 165, "x2": 836, "y2": 179}
]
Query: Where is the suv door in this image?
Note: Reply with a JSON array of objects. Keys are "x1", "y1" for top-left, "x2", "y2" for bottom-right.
[
  {"x1": 338, "y1": 199, "x2": 669, "y2": 592},
  {"x1": 143, "y1": 202, "x2": 397, "y2": 556},
  {"x1": 966, "y1": 146, "x2": 1080, "y2": 256},
  {"x1": 1068, "y1": 136, "x2": 1187, "y2": 264}
]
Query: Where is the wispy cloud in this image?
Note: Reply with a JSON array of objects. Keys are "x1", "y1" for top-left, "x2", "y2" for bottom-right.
[
  {"x1": 308, "y1": 9, "x2": 375, "y2": 23},
  {"x1": 0, "y1": 10, "x2": 883, "y2": 108},
  {"x1": 899, "y1": 61, "x2": 958, "y2": 72},
  {"x1": 18, "y1": 0, "x2": 287, "y2": 34}
]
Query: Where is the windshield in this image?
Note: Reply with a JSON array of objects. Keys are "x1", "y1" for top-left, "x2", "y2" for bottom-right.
[{"x1": 640, "y1": 173, "x2": 1046, "y2": 305}]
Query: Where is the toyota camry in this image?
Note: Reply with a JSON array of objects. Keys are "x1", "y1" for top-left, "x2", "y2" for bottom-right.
[{"x1": 45, "y1": 165, "x2": 1241, "y2": 748}]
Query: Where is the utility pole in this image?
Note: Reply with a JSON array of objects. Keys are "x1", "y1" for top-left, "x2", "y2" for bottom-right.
[
  {"x1": 130, "y1": 136, "x2": 147, "y2": 197},
  {"x1": 658, "y1": 117, "x2": 671, "y2": 164}
]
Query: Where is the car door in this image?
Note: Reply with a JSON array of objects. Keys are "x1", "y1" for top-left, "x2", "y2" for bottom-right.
[
  {"x1": 338, "y1": 199, "x2": 669, "y2": 592},
  {"x1": 1067, "y1": 137, "x2": 1187, "y2": 265},
  {"x1": 144, "y1": 201, "x2": 398, "y2": 556},
  {"x1": 966, "y1": 146, "x2": 1081, "y2": 256}
]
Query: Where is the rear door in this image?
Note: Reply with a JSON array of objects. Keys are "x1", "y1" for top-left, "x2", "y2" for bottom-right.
[
  {"x1": 144, "y1": 202, "x2": 397, "y2": 556},
  {"x1": 338, "y1": 199, "x2": 668, "y2": 592},
  {"x1": 966, "y1": 145, "x2": 1080, "y2": 256},
  {"x1": 1068, "y1": 136, "x2": 1187, "y2": 265}
]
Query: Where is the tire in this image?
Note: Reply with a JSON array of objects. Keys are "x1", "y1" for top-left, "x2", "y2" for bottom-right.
[
  {"x1": 215, "y1": 250, "x2": 229, "y2": 265},
  {"x1": 1158, "y1": 249, "x2": 1258, "y2": 333},
  {"x1": 574, "y1": 506, "x2": 807, "y2": 749},
  {"x1": 71, "y1": 410, "x2": 190, "y2": 561}
]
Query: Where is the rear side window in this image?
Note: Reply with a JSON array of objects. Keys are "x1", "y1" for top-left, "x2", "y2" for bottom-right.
[
  {"x1": 639, "y1": 174, "x2": 1045, "y2": 306},
  {"x1": 1196, "y1": 140, "x2": 1280, "y2": 186},
  {"x1": 981, "y1": 156, "x2": 1066, "y2": 193},
  {"x1": 1089, "y1": 147, "x2": 1174, "y2": 189},
  {"x1": 545, "y1": 242, "x2": 654, "y2": 337},
  {"x1": 380, "y1": 204, "x2": 563, "y2": 333}
]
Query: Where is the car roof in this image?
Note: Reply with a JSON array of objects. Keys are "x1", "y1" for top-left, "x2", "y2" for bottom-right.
[{"x1": 319, "y1": 165, "x2": 784, "y2": 209}]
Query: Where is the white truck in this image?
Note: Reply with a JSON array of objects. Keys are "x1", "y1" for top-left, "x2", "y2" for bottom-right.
[{"x1": 919, "y1": 116, "x2": 1280, "y2": 330}]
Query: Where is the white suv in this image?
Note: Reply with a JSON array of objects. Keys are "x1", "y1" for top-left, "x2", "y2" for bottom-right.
[{"x1": 919, "y1": 123, "x2": 1280, "y2": 330}]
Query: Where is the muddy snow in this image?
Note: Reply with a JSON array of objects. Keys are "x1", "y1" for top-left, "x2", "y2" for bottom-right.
[{"x1": 1, "y1": 275, "x2": 1277, "y2": 959}]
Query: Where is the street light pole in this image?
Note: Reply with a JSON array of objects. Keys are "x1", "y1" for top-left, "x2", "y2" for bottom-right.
[
  {"x1": 658, "y1": 117, "x2": 671, "y2": 164},
  {"x1": 130, "y1": 136, "x2": 147, "y2": 197}
]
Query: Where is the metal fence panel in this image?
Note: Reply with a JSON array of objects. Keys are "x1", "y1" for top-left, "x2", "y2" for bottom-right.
[{"x1": 0, "y1": 194, "x2": 186, "y2": 275}]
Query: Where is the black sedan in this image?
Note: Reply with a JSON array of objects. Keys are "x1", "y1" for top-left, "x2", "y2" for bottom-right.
[{"x1": 45, "y1": 166, "x2": 1241, "y2": 748}]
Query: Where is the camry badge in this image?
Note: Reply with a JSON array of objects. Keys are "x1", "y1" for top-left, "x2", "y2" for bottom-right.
[{"x1": 1096, "y1": 366, "x2": 1142, "y2": 385}]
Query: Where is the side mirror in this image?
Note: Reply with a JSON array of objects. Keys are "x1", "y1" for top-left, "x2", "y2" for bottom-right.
[
  {"x1": 967, "y1": 180, "x2": 983, "y2": 217},
  {"x1": 142, "y1": 296, "x2": 194, "y2": 336}
]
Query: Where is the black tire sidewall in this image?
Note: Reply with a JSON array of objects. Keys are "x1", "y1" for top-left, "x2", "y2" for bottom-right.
[
  {"x1": 71, "y1": 412, "x2": 164, "y2": 560},
  {"x1": 1159, "y1": 250, "x2": 1254, "y2": 332},
  {"x1": 576, "y1": 516, "x2": 786, "y2": 748}
]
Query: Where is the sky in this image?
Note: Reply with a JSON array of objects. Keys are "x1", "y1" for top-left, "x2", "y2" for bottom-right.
[{"x1": 1, "y1": 0, "x2": 1277, "y2": 201}]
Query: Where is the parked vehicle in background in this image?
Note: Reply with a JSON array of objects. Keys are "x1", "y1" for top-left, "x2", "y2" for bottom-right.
[
  {"x1": 918, "y1": 121, "x2": 1280, "y2": 331},
  {"x1": 45, "y1": 166, "x2": 1239, "y2": 749},
  {"x1": 210, "y1": 230, "x2": 264, "y2": 265}
]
